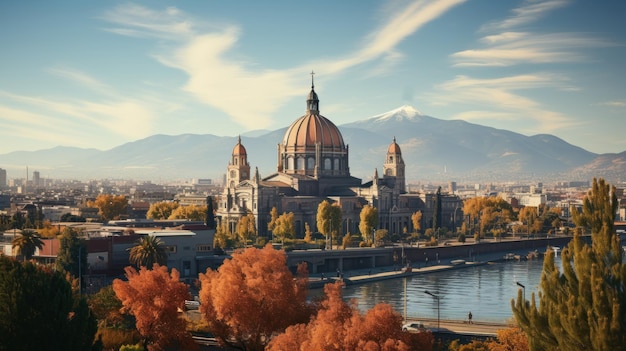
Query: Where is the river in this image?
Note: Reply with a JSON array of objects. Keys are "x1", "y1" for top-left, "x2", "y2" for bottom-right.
[{"x1": 341, "y1": 258, "x2": 552, "y2": 323}]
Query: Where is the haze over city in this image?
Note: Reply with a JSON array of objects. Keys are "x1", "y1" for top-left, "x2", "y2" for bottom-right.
[{"x1": 1, "y1": 0, "x2": 624, "y2": 156}]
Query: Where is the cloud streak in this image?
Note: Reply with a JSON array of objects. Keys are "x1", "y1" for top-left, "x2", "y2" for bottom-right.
[{"x1": 102, "y1": 0, "x2": 467, "y2": 130}]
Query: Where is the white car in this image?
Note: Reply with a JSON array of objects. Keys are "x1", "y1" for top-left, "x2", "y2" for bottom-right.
[
  {"x1": 184, "y1": 300, "x2": 200, "y2": 310},
  {"x1": 402, "y1": 322, "x2": 426, "y2": 332}
]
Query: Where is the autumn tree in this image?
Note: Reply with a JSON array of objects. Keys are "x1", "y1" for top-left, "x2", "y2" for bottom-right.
[
  {"x1": 267, "y1": 206, "x2": 279, "y2": 237},
  {"x1": 113, "y1": 264, "x2": 196, "y2": 351},
  {"x1": 213, "y1": 220, "x2": 236, "y2": 249},
  {"x1": 0, "y1": 256, "x2": 97, "y2": 351},
  {"x1": 169, "y1": 204, "x2": 207, "y2": 221},
  {"x1": 518, "y1": 206, "x2": 538, "y2": 237},
  {"x1": 88, "y1": 194, "x2": 128, "y2": 221},
  {"x1": 38, "y1": 220, "x2": 63, "y2": 238},
  {"x1": 359, "y1": 204, "x2": 379, "y2": 243},
  {"x1": 146, "y1": 201, "x2": 179, "y2": 220},
  {"x1": 487, "y1": 326, "x2": 529, "y2": 351},
  {"x1": 11, "y1": 229, "x2": 43, "y2": 261},
  {"x1": 267, "y1": 282, "x2": 433, "y2": 351},
  {"x1": 198, "y1": 245, "x2": 311, "y2": 351},
  {"x1": 128, "y1": 236, "x2": 168, "y2": 268},
  {"x1": 236, "y1": 212, "x2": 257, "y2": 246},
  {"x1": 317, "y1": 200, "x2": 342, "y2": 249},
  {"x1": 411, "y1": 210, "x2": 423, "y2": 240},
  {"x1": 272, "y1": 211, "x2": 295, "y2": 245},
  {"x1": 55, "y1": 227, "x2": 88, "y2": 281},
  {"x1": 512, "y1": 178, "x2": 626, "y2": 350},
  {"x1": 304, "y1": 222, "x2": 313, "y2": 243}
]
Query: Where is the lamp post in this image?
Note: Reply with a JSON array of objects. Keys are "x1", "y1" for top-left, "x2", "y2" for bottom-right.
[
  {"x1": 424, "y1": 290, "x2": 440, "y2": 330},
  {"x1": 516, "y1": 281, "x2": 525, "y2": 301}
]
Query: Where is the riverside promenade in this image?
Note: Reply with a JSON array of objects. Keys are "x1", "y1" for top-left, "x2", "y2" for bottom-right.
[{"x1": 306, "y1": 250, "x2": 527, "y2": 337}]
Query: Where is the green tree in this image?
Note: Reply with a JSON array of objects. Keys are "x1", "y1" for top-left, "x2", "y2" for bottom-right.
[
  {"x1": 0, "y1": 256, "x2": 97, "y2": 351},
  {"x1": 206, "y1": 196, "x2": 216, "y2": 229},
  {"x1": 56, "y1": 227, "x2": 88, "y2": 280},
  {"x1": 432, "y1": 186, "x2": 442, "y2": 230},
  {"x1": 512, "y1": 178, "x2": 625, "y2": 350},
  {"x1": 359, "y1": 205, "x2": 379, "y2": 243},
  {"x1": 128, "y1": 236, "x2": 168, "y2": 269},
  {"x1": 11, "y1": 229, "x2": 44, "y2": 261}
]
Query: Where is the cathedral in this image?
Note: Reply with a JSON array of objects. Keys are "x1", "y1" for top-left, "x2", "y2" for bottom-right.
[{"x1": 217, "y1": 77, "x2": 463, "y2": 240}]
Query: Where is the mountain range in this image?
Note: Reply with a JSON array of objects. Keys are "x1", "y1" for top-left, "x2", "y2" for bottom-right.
[{"x1": 1, "y1": 106, "x2": 624, "y2": 183}]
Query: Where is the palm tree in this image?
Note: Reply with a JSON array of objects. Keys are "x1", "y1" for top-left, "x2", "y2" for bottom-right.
[
  {"x1": 127, "y1": 236, "x2": 168, "y2": 269},
  {"x1": 11, "y1": 229, "x2": 44, "y2": 261}
]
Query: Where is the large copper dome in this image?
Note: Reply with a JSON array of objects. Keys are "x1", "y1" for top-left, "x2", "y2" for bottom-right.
[
  {"x1": 277, "y1": 77, "x2": 350, "y2": 178},
  {"x1": 282, "y1": 114, "x2": 345, "y2": 150}
]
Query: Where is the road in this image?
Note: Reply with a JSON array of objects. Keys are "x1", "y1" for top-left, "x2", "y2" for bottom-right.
[{"x1": 413, "y1": 317, "x2": 508, "y2": 337}]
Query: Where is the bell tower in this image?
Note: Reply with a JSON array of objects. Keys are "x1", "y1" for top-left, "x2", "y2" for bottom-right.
[
  {"x1": 383, "y1": 137, "x2": 405, "y2": 193},
  {"x1": 226, "y1": 136, "x2": 250, "y2": 188}
]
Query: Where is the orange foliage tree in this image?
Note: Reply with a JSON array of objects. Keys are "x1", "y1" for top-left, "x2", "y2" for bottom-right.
[
  {"x1": 488, "y1": 327, "x2": 529, "y2": 351},
  {"x1": 112, "y1": 264, "x2": 196, "y2": 351},
  {"x1": 198, "y1": 244, "x2": 311, "y2": 351},
  {"x1": 88, "y1": 194, "x2": 128, "y2": 221},
  {"x1": 267, "y1": 282, "x2": 434, "y2": 351}
]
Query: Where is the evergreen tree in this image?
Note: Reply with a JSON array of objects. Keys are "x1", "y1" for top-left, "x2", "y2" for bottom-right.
[
  {"x1": 0, "y1": 256, "x2": 97, "y2": 351},
  {"x1": 512, "y1": 178, "x2": 625, "y2": 350},
  {"x1": 206, "y1": 196, "x2": 216, "y2": 229},
  {"x1": 128, "y1": 236, "x2": 168, "y2": 269},
  {"x1": 432, "y1": 186, "x2": 442, "y2": 230},
  {"x1": 55, "y1": 227, "x2": 88, "y2": 280}
]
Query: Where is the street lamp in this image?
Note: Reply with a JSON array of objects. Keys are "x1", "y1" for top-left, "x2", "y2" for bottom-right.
[
  {"x1": 424, "y1": 290, "x2": 440, "y2": 330},
  {"x1": 516, "y1": 281, "x2": 526, "y2": 301}
]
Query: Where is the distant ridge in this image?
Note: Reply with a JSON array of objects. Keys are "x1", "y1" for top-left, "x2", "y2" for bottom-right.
[{"x1": 0, "y1": 106, "x2": 623, "y2": 183}]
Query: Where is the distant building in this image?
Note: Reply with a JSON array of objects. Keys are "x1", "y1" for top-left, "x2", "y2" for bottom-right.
[
  {"x1": 216, "y1": 77, "x2": 463, "y2": 239},
  {"x1": 0, "y1": 168, "x2": 6, "y2": 188},
  {"x1": 32, "y1": 170, "x2": 40, "y2": 188}
]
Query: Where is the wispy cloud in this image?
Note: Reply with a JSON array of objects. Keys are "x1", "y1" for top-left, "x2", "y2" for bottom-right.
[
  {"x1": 102, "y1": 0, "x2": 467, "y2": 129},
  {"x1": 481, "y1": 0, "x2": 570, "y2": 32},
  {"x1": 431, "y1": 74, "x2": 579, "y2": 133},
  {"x1": 0, "y1": 89, "x2": 157, "y2": 144},
  {"x1": 597, "y1": 100, "x2": 626, "y2": 108},
  {"x1": 452, "y1": 32, "x2": 613, "y2": 67}
]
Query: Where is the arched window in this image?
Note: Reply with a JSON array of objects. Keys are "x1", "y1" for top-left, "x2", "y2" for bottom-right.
[
  {"x1": 324, "y1": 158, "x2": 331, "y2": 170},
  {"x1": 388, "y1": 156, "x2": 393, "y2": 163},
  {"x1": 334, "y1": 159, "x2": 340, "y2": 170},
  {"x1": 297, "y1": 157, "x2": 305, "y2": 170},
  {"x1": 234, "y1": 158, "x2": 238, "y2": 165},
  {"x1": 307, "y1": 157, "x2": 315, "y2": 170}
]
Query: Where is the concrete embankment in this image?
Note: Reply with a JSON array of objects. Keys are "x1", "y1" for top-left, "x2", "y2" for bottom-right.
[{"x1": 307, "y1": 242, "x2": 555, "y2": 289}]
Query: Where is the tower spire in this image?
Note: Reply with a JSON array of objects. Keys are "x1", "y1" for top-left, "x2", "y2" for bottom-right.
[{"x1": 310, "y1": 70, "x2": 315, "y2": 89}]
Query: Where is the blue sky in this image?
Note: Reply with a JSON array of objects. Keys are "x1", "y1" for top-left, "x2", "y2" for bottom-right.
[{"x1": 1, "y1": 0, "x2": 624, "y2": 155}]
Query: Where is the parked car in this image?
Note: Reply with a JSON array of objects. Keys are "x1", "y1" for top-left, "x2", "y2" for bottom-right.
[
  {"x1": 402, "y1": 322, "x2": 426, "y2": 332},
  {"x1": 184, "y1": 300, "x2": 200, "y2": 310}
]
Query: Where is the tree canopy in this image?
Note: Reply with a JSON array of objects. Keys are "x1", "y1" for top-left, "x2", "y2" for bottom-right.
[
  {"x1": 11, "y1": 229, "x2": 43, "y2": 261},
  {"x1": 359, "y1": 204, "x2": 379, "y2": 243},
  {"x1": 512, "y1": 178, "x2": 625, "y2": 350},
  {"x1": 267, "y1": 282, "x2": 433, "y2": 351},
  {"x1": 317, "y1": 200, "x2": 342, "y2": 249},
  {"x1": 198, "y1": 245, "x2": 311, "y2": 351},
  {"x1": 88, "y1": 194, "x2": 128, "y2": 221},
  {"x1": 0, "y1": 256, "x2": 97, "y2": 351},
  {"x1": 113, "y1": 264, "x2": 195, "y2": 351},
  {"x1": 55, "y1": 227, "x2": 88, "y2": 280},
  {"x1": 272, "y1": 211, "x2": 295, "y2": 244},
  {"x1": 146, "y1": 201, "x2": 179, "y2": 220},
  {"x1": 128, "y1": 236, "x2": 168, "y2": 269}
]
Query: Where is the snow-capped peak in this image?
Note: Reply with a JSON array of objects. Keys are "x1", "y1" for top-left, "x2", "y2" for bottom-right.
[{"x1": 370, "y1": 105, "x2": 424, "y2": 122}]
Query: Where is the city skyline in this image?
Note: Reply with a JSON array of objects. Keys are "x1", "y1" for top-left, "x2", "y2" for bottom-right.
[{"x1": 1, "y1": 0, "x2": 624, "y2": 155}]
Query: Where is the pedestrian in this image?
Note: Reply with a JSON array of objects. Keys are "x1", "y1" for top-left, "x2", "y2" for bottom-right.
[
  {"x1": 321, "y1": 272, "x2": 325, "y2": 280},
  {"x1": 468, "y1": 311, "x2": 473, "y2": 324}
]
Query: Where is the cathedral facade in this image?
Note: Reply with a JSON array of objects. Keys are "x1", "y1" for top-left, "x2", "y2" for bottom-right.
[{"x1": 217, "y1": 79, "x2": 463, "y2": 240}]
